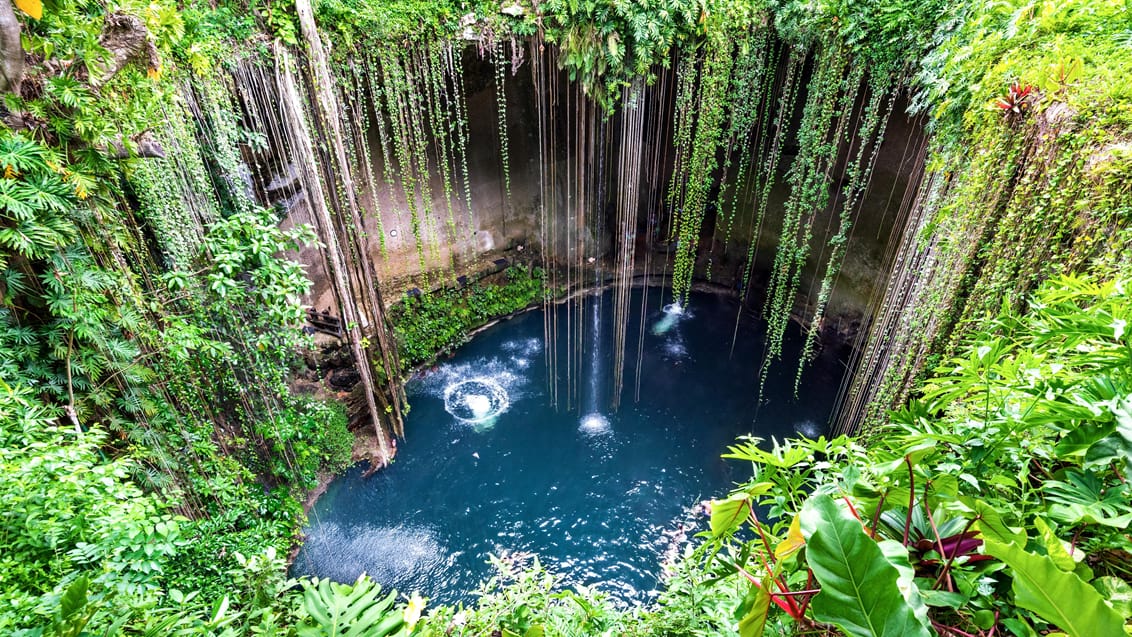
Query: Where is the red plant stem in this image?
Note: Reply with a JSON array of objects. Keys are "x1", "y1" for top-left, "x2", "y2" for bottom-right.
[
  {"x1": 797, "y1": 570, "x2": 816, "y2": 617},
  {"x1": 933, "y1": 516, "x2": 978, "y2": 590},
  {"x1": 842, "y1": 495, "x2": 862, "y2": 521},
  {"x1": 904, "y1": 455, "x2": 915, "y2": 546},
  {"x1": 751, "y1": 540, "x2": 801, "y2": 616},
  {"x1": 748, "y1": 514, "x2": 798, "y2": 605},
  {"x1": 931, "y1": 620, "x2": 978, "y2": 637},
  {"x1": 869, "y1": 490, "x2": 888, "y2": 539},
  {"x1": 750, "y1": 510, "x2": 777, "y2": 564},
  {"x1": 922, "y1": 481, "x2": 954, "y2": 593},
  {"x1": 729, "y1": 560, "x2": 800, "y2": 618},
  {"x1": 774, "y1": 589, "x2": 821, "y2": 596}
]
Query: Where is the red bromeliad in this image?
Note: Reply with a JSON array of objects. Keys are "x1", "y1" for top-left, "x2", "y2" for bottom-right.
[{"x1": 995, "y1": 81, "x2": 1035, "y2": 115}]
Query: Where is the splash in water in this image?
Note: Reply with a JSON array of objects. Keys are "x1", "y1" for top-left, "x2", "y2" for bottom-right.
[
  {"x1": 793, "y1": 419, "x2": 822, "y2": 439},
  {"x1": 444, "y1": 378, "x2": 509, "y2": 428},
  {"x1": 579, "y1": 413, "x2": 611, "y2": 434},
  {"x1": 652, "y1": 302, "x2": 689, "y2": 335}
]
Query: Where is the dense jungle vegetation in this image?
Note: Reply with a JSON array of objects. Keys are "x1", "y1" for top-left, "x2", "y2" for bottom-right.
[{"x1": 0, "y1": 0, "x2": 1130, "y2": 634}]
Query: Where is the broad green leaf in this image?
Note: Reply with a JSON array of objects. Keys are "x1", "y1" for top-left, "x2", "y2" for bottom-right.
[
  {"x1": 799, "y1": 495, "x2": 933, "y2": 637},
  {"x1": 1043, "y1": 469, "x2": 1132, "y2": 528},
  {"x1": 1054, "y1": 422, "x2": 1115, "y2": 457},
  {"x1": 1092, "y1": 576, "x2": 1132, "y2": 617},
  {"x1": 59, "y1": 576, "x2": 88, "y2": 620},
  {"x1": 963, "y1": 498, "x2": 1024, "y2": 545},
  {"x1": 877, "y1": 539, "x2": 930, "y2": 628},
  {"x1": 1033, "y1": 517, "x2": 1079, "y2": 573},
  {"x1": 919, "y1": 588, "x2": 967, "y2": 609},
  {"x1": 297, "y1": 576, "x2": 402, "y2": 637},
  {"x1": 738, "y1": 580, "x2": 772, "y2": 637},
  {"x1": 983, "y1": 539, "x2": 1125, "y2": 637},
  {"x1": 710, "y1": 492, "x2": 752, "y2": 537}
]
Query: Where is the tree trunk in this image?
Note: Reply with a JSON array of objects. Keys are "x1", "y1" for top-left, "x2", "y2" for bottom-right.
[
  {"x1": 0, "y1": 0, "x2": 24, "y2": 95},
  {"x1": 293, "y1": 0, "x2": 406, "y2": 436},
  {"x1": 275, "y1": 44, "x2": 392, "y2": 462}
]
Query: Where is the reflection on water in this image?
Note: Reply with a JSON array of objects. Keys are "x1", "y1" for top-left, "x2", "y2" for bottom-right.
[{"x1": 292, "y1": 290, "x2": 848, "y2": 604}]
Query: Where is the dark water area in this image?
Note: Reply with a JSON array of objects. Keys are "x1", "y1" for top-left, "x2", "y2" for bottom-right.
[{"x1": 291, "y1": 289, "x2": 847, "y2": 605}]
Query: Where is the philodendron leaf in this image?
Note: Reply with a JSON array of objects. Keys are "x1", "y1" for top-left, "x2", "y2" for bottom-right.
[
  {"x1": 737, "y1": 580, "x2": 772, "y2": 637},
  {"x1": 983, "y1": 539, "x2": 1125, "y2": 637},
  {"x1": 774, "y1": 514, "x2": 805, "y2": 560},
  {"x1": 710, "y1": 492, "x2": 752, "y2": 537},
  {"x1": 297, "y1": 576, "x2": 401, "y2": 637},
  {"x1": 877, "y1": 539, "x2": 931, "y2": 629},
  {"x1": 799, "y1": 495, "x2": 933, "y2": 637},
  {"x1": 1092, "y1": 576, "x2": 1132, "y2": 618}
]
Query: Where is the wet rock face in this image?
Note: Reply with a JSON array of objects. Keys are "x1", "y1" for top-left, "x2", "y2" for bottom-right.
[
  {"x1": 328, "y1": 367, "x2": 361, "y2": 390},
  {"x1": 293, "y1": 336, "x2": 368, "y2": 427}
]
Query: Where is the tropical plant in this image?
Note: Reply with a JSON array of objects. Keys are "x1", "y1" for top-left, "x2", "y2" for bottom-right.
[{"x1": 690, "y1": 275, "x2": 1132, "y2": 636}]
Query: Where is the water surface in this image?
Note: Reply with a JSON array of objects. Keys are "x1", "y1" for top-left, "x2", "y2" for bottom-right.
[{"x1": 292, "y1": 289, "x2": 846, "y2": 604}]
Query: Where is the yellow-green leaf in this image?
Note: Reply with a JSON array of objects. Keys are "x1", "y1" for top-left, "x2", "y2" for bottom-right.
[
  {"x1": 774, "y1": 514, "x2": 805, "y2": 560},
  {"x1": 14, "y1": 0, "x2": 42, "y2": 20},
  {"x1": 983, "y1": 539, "x2": 1125, "y2": 637},
  {"x1": 710, "y1": 492, "x2": 752, "y2": 537},
  {"x1": 738, "y1": 580, "x2": 772, "y2": 637}
]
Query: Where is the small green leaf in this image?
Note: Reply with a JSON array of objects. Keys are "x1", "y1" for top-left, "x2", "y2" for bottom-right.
[{"x1": 738, "y1": 580, "x2": 772, "y2": 637}]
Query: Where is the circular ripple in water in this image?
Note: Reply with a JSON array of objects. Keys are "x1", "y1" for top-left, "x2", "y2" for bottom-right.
[{"x1": 443, "y1": 378, "x2": 509, "y2": 423}]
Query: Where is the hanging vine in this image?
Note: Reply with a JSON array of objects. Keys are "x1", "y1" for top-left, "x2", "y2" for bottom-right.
[
  {"x1": 758, "y1": 40, "x2": 855, "y2": 388},
  {"x1": 669, "y1": 34, "x2": 735, "y2": 305},
  {"x1": 492, "y1": 38, "x2": 513, "y2": 203},
  {"x1": 795, "y1": 68, "x2": 896, "y2": 390}
]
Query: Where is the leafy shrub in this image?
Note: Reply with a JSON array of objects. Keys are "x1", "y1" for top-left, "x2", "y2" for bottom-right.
[
  {"x1": 689, "y1": 275, "x2": 1132, "y2": 636},
  {"x1": 391, "y1": 266, "x2": 545, "y2": 372}
]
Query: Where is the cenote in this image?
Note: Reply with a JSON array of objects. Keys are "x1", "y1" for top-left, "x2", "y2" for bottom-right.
[{"x1": 292, "y1": 288, "x2": 847, "y2": 604}]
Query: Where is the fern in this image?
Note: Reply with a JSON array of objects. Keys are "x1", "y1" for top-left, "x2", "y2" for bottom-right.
[{"x1": 297, "y1": 576, "x2": 406, "y2": 637}]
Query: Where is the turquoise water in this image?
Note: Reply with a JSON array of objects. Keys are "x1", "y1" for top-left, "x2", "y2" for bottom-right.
[{"x1": 291, "y1": 289, "x2": 846, "y2": 604}]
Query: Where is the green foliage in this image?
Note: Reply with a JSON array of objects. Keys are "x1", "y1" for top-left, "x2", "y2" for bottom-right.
[
  {"x1": 983, "y1": 538, "x2": 1126, "y2": 637},
  {"x1": 799, "y1": 495, "x2": 932, "y2": 637},
  {"x1": 859, "y1": 0, "x2": 1132, "y2": 423},
  {"x1": 313, "y1": 0, "x2": 500, "y2": 45},
  {"x1": 2, "y1": 4, "x2": 354, "y2": 632},
  {"x1": 415, "y1": 554, "x2": 629, "y2": 637},
  {"x1": 296, "y1": 577, "x2": 407, "y2": 637},
  {"x1": 266, "y1": 398, "x2": 353, "y2": 490},
  {"x1": 5, "y1": 1, "x2": 1132, "y2": 636},
  {"x1": 0, "y1": 388, "x2": 179, "y2": 628},
  {"x1": 540, "y1": 0, "x2": 703, "y2": 112},
  {"x1": 694, "y1": 275, "x2": 1132, "y2": 636},
  {"x1": 390, "y1": 266, "x2": 545, "y2": 372}
]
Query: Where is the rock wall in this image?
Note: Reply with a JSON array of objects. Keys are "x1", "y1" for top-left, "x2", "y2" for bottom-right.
[{"x1": 265, "y1": 43, "x2": 924, "y2": 341}]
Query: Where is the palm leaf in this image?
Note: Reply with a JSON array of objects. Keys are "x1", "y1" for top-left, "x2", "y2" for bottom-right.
[{"x1": 297, "y1": 576, "x2": 405, "y2": 637}]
